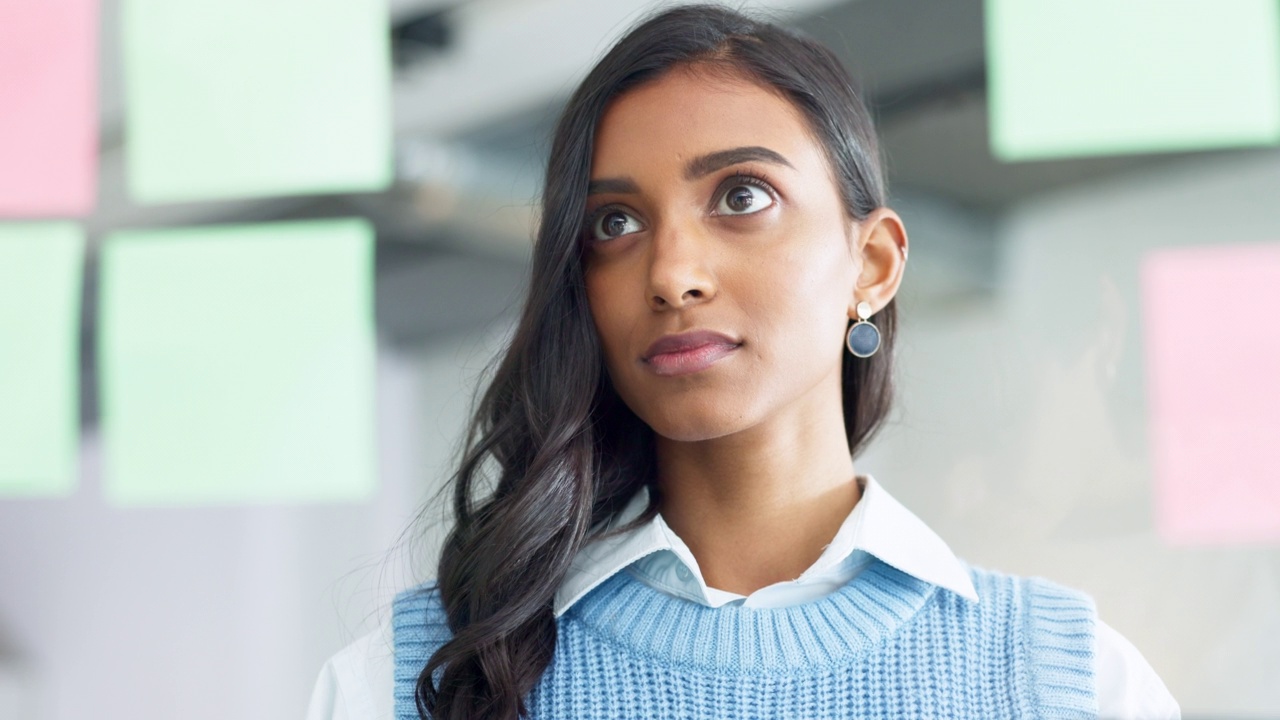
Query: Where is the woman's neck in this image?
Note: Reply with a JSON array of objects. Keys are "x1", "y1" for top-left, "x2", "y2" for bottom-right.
[{"x1": 652, "y1": 383, "x2": 862, "y2": 596}]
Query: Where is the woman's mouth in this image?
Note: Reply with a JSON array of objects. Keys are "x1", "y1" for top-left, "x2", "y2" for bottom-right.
[{"x1": 642, "y1": 330, "x2": 741, "y2": 377}]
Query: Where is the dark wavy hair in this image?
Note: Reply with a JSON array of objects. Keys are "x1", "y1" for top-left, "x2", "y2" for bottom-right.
[{"x1": 413, "y1": 4, "x2": 896, "y2": 718}]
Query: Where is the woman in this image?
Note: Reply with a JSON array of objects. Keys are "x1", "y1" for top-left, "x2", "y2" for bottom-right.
[{"x1": 307, "y1": 5, "x2": 1180, "y2": 719}]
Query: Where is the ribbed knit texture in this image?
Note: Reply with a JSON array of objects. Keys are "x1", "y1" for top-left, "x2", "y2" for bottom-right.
[{"x1": 392, "y1": 558, "x2": 1096, "y2": 719}]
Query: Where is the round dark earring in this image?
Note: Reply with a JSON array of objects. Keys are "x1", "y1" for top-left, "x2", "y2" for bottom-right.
[{"x1": 846, "y1": 300, "x2": 880, "y2": 358}]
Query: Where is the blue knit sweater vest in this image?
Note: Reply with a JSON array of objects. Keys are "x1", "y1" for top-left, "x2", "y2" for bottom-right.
[{"x1": 392, "y1": 558, "x2": 1097, "y2": 719}]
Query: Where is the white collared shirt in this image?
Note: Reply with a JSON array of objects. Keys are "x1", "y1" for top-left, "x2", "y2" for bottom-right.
[{"x1": 306, "y1": 474, "x2": 1181, "y2": 720}]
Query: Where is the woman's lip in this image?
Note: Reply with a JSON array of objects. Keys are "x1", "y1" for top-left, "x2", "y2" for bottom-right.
[
  {"x1": 643, "y1": 341, "x2": 740, "y2": 377},
  {"x1": 642, "y1": 330, "x2": 742, "y2": 377},
  {"x1": 643, "y1": 330, "x2": 741, "y2": 359}
]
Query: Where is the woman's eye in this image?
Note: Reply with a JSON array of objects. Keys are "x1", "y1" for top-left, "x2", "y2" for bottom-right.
[
  {"x1": 716, "y1": 183, "x2": 775, "y2": 215},
  {"x1": 591, "y1": 209, "x2": 643, "y2": 241}
]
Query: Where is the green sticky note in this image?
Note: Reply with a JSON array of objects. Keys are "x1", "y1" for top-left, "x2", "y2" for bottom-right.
[
  {"x1": 99, "y1": 218, "x2": 376, "y2": 506},
  {"x1": 122, "y1": 0, "x2": 393, "y2": 203},
  {"x1": 986, "y1": 0, "x2": 1280, "y2": 161},
  {"x1": 0, "y1": 222, "x2": 84, "y2": 496}
]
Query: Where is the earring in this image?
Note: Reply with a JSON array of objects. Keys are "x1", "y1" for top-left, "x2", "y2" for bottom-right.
[{"x1": 846, "y1": 300, "x2": 880, "y2": 358}]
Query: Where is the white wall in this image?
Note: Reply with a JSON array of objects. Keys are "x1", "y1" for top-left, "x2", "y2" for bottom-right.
[{"x1": 872, "y1": 148, "x2": 1280, "y2": 716}]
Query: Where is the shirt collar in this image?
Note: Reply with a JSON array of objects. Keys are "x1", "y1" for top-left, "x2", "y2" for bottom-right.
[{"x1": 553, "y1": 473, "x2": 980, "y2": 617}]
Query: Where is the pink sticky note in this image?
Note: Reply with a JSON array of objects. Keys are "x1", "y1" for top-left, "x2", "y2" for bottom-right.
[
  {"x1": 1142, "y1": 242, "x2": 1280, "y2": 546},
  {"x1": 0, "y1": 0, "x2": 98, "y2": 217}
]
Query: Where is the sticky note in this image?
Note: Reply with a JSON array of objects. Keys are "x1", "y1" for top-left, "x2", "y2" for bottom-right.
[
  {"x1": 986, "y1": 0, "x2": 1280, "y2": 161},
  {"x1": 0, "y1": 1, "x2": 98, "y2": 216},
  {"x1": 0, "y1": 223, "x2": 85, "y2": 496},
  {"x1": 1141, "y1": 243, "x2": 1280, "y2": 545},
  {"x1": 98, "y1": 218, "x2": 376, "y2": 505},
  {"x1": 122, "y1": 0, "x2": 392, "y2": 203}
]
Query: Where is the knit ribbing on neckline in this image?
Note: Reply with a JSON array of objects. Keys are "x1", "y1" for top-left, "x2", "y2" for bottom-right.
[{"x1": 561, "y1": 557, "x2": 939, "y2": 675}]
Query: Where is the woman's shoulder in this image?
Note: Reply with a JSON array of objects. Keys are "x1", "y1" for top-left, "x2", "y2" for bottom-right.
[
  {"x1": 392, "y1": 579, "x2": 445, "y2": 616},
  {"x1": 306, "y1": 617, "x2": 396, "y2": 720},
  {"x1": 955, "y1": 561, "x2": 1180, "y2": 718},
  {"x1": 943, "y1": 561, "x2": 1097, "y2": 656},
  {"x1": 305, "y1": 581, "x2": 447, "y2": 720},
  {"x1": 960, "y1": 560, "x2": 1098, "y2": 614},
  {"x1": 937, "y1": 563, "x2": 1095, "y2": 715},
  {"x1": 392, "y1": 580, "x2": 453, "y2": 651}
]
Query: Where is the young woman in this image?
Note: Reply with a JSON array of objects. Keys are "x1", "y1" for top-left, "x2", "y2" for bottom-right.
[{"x1": 307, "y1": 5, "x2": 1179, "y2": 719}]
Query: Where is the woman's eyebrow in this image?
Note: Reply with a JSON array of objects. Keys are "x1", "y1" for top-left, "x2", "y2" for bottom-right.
[
  {"x1": 586, "y1": 146, "x2": 794, "y2": 196},
  {"x1": 684, "y1": 146, "x2": 794, "y2": 180},
  {"x1": 587, "y1": 177, "x2": 638, "y2": 196}
]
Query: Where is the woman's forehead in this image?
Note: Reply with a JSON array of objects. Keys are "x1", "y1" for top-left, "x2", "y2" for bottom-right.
[{"x1": 590, "y1": 67, "x2": 820, "y2": 177}]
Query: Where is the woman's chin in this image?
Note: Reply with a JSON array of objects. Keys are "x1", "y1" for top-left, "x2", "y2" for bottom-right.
[{"x1": 643, "y1": 407, "x2": 757, "y2": 444}]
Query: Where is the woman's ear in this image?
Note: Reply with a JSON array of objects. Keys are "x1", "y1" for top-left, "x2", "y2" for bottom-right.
[{"x1": 847, "y1": 207, "x2": 909, "y2": 319}]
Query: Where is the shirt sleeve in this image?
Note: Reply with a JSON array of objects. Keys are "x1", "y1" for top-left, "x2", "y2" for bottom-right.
[
  {"x1": 304, "y1": 619, "x2": 396, "y2": 720},
  {"x1": 304, "y1": 656, "x2": 352, "y2": 720},
  {"x1": 1095, "y1": 617, "x2": 1181, "y2": 720}
]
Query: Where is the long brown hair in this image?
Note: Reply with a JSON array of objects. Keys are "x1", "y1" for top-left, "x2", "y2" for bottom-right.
[{"x1": 416, "y1": 5, "x2": 896, "y2": 718}]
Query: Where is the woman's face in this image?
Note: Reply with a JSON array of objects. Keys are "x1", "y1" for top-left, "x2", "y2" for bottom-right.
[{"x1": 582, "y1": 66, "x2": 890, "y2": 443}]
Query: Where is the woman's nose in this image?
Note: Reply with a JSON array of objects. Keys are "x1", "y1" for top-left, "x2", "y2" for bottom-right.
[{"x1": 645, "y1": 219, "x2": 717, "y2": 311}]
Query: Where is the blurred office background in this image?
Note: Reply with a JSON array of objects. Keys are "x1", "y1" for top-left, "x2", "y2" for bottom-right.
[{"x1": 1, "y1": 0, "x2": 1278, "y2": 717}]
